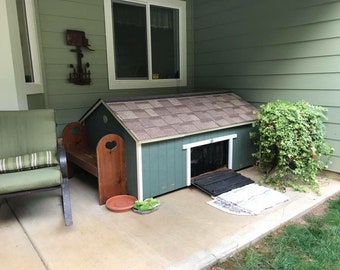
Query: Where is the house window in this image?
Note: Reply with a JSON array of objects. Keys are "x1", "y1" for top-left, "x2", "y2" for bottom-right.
[
  {"x1": 104, "y1": 0, "x2": 186, "y2": 89},
  {"x1": 16, "y1": 0, "x2": 43, "y2": 93}
]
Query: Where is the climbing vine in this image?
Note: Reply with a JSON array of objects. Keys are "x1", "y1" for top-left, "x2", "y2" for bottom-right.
[{"x1": 250, "y1": 100, "x2": 334, "y2": 193}]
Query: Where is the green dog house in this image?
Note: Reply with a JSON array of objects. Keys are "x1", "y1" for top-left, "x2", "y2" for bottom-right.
[{"x1": 79, "y1": 91, "x2": 257, "y2": 200}]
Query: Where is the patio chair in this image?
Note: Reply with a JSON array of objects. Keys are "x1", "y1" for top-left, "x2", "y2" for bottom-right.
[{"x1": 0, "y1": 109, "x2": 73, "y2": 226}]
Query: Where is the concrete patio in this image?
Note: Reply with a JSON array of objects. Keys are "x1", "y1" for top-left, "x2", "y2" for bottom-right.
[{"x1": 1, "y1": 167, "x2": 339, "y2": 270}]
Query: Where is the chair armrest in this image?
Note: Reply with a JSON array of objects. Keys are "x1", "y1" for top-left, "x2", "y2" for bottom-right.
[{"x1": 57, "y1": 141, "x2": 68, "y2": 180}]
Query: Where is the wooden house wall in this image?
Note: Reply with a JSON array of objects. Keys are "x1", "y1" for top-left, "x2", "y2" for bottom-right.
[
  {"x1": 141, "y1": 124, "x2": 255, "y2": 198},
  {"x1": 193, "y1": 0, "x2": 340, "y2": 172},
  {"x1": 32, "y1": 0, "x2": 195, "y2": 136}
]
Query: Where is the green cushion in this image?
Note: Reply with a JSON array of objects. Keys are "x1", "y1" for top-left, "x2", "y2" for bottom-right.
[
  {"x1": 0, "y1": 109, "x2": 57, "y2": 158},
  {"x1": 0, "y1": 151, "x2": 58, "y2": 174},
  {"x1": 0, "y1": 166, "x2": 62, "y2": 194}
]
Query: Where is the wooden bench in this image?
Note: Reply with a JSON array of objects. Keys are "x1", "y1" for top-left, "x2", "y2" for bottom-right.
[{"x1": 62, "y1": 122, "x2": 127, "y2": 205}]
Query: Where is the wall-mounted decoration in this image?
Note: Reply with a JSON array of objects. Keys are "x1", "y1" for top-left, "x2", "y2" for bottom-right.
[{"x1": 66, "y1": 30, "x2": 94, "y2": 85}]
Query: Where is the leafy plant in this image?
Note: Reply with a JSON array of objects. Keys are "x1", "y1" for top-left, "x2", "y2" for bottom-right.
[
  {"x1": 133, "y1": 198, "x2": 160, "y2": 211},
  {"x1": 250, "y1": 100, "x2": 333, "y2": 192}
]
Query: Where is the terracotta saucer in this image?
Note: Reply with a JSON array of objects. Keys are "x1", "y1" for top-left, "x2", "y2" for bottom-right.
[{"x1": 106, "y1": 195, "x2": 137, "y2": 212}]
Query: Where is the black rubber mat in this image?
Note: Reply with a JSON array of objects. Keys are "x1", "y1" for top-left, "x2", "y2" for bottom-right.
[{"x1": 192, "y1": 169, "x2": 254, "y2": 197}]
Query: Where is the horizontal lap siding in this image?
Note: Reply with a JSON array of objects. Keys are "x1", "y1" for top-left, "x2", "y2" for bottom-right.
[
  {"x1": 36, "y1": 0, "x2": 194, "y2": 136},
  {"x1": 194, "y1": 0, "x2": 340, "y2": 172},
  {"x1": 37, "y1": 0, "x2": 109, "y2": 136}
]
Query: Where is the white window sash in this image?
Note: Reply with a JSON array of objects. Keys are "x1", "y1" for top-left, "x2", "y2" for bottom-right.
[{"x1": 104, "y1": 0, "x2": 187, "y2": 90}]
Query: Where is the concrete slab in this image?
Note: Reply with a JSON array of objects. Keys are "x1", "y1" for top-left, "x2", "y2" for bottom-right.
[
  {"x1": 0, "y1": 200, "x2": 46, "y2": 270},
  {"x1": 1, "y1": 167, "x2": 339, "y2": 270}
]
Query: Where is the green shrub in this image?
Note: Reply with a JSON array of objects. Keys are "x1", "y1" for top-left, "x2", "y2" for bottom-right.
[{"x1": 250, "y1": 100, "x2": 333, "y2": 192}]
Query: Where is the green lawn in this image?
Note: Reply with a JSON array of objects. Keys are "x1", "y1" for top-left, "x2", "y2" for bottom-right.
[{"x1": 212, "y1": 196, "x2": 340, "y2": 270}]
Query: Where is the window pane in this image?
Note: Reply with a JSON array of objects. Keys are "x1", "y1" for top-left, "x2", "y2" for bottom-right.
[
  {"x1": 112, "y1": 2, "x2": 148, "y2": 79},
  {"x1": 150, "y1": 6, "x2": 179, "y2": 79},
  {"x1": 16, "y1": 0, "x2": 34, "y2": 83}
]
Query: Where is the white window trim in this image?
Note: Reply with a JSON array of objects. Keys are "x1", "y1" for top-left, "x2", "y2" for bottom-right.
[
  {"x1": 104, "y1": 0, "x2": 187, "y2": 90},
  {"x1": 21, "y1": 0, "x2": 43, "y2": 94}
]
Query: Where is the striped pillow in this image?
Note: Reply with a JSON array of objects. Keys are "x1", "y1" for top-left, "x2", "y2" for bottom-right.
[{"x1": 0, "y1": 151, "x2": 58, "y2": 173}]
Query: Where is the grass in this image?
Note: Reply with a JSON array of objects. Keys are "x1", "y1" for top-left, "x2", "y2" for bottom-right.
[{"x1": 211, "y1": 196, "x2": 340, "y2": 270}]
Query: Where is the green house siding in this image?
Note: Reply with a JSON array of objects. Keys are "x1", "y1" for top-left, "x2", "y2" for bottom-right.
[
  {"x1": 141, "y1": 124, "x2": 255, "y2": 198},
  {"x1": 194, "y1": 0, "x2": 340, "y2": 172},
  {"x1": 34, "y1": 0, "x2": 194, "y2": 136}
]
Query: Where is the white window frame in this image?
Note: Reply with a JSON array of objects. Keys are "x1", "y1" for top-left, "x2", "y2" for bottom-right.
[
  {"x1": 104, "y1": 0, "x2": 187, "y2": 90},
  {"x1": 19, "y1": 0, "x2": 43, "y2": 94}
]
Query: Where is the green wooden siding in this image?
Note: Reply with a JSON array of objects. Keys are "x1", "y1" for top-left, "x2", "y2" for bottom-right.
[
  {"x1": 141, "y1": 124, "x2": 255, "y2": 198},
  {"x1": 34, "y1": 0, "x2": 194, "y2": 136},
  {"x1": 82, "y1": 104, "x2": 138, "y2": 197},
  {"x1": 194, "y1": 0, "x2": 340, "y2": 172},
  {"x1": 142, "y1": 140, "x2": 185, "y2": 198}
]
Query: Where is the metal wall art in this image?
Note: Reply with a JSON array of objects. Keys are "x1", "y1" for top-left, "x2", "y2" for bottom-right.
[{"x1": 66, "y1": 30, "x2": 94, "y2": 85}]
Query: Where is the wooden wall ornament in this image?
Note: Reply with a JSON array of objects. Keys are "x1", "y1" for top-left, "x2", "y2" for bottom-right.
[{"x1": 66, "y1": 30, "x2": 94, "y2": 85}]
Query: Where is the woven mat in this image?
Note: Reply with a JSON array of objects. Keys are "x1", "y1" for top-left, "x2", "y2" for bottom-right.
[{"x1": 207, "y1": 183, "x2": 289, "y2": 215}]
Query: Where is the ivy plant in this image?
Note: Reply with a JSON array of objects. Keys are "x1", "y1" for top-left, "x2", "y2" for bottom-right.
[{"x1": 250, "y1": 100, "x2": 334, "y2": 193}]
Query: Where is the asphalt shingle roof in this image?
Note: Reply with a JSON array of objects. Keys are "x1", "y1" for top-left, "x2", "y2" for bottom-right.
[{"x1": 105, "y1": 92, "x2": 257, "y2": 142}]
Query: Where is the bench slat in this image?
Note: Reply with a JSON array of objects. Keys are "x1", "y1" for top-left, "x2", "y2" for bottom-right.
[{"x1": 67, "y1": 147, "x2": 98, "y2": 177}]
